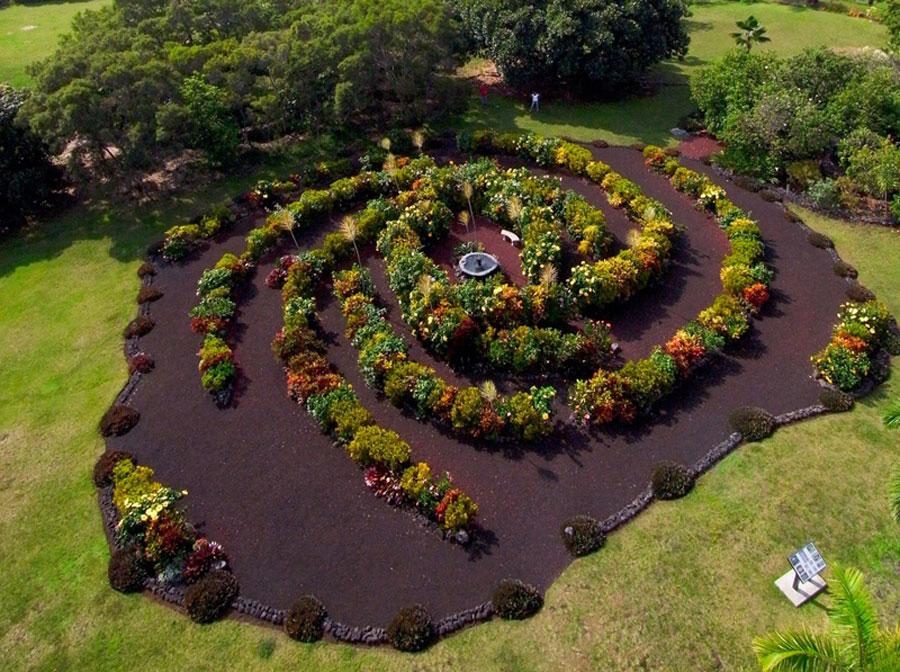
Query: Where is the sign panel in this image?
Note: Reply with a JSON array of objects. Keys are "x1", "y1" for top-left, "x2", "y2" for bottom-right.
[{"x1": 788, "y1": 542, "x2": 826, "y2": 584}]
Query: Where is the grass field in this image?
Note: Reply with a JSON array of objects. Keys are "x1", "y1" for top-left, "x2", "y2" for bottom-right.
[
  {"x1": 0, "y1": 0, "x2": 108, "y2": 87},
  {"x1": 464, "y1": 2, "x2": 888, "y2": 146},
  {"x1": 0, "y1": 2, "x2": 898, "y2": 671}
]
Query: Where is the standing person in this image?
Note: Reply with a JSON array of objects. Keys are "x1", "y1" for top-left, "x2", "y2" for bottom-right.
[
  {"x1": 530, "y1": 92, "x2": 540, "y2": 112},
  {"x1": 480, "y1": 83, "x2": 488, "y2": 106}
]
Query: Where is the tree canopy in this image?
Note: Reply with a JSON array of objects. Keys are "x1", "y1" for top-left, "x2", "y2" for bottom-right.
[
  {"x1": 21, "y1": 0, "x2": 459, "y2": 172},
  {"x1": 455, "y1": 0, "x2": 690, "y2": 92}
]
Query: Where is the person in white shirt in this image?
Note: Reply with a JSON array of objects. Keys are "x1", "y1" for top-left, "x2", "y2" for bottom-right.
[{"x1": 530, "y1": 92, "x2": 540, "y2": 112}]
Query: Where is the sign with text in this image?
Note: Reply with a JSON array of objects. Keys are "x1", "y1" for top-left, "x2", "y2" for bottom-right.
[{"x1": 788, "y1": 542, "x2": 826, "y2": 584}]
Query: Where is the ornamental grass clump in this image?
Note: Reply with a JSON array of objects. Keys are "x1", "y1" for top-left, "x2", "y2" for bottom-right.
[
  {"x1": 284, "y1": 595, "x2": 328, "y2": 642},
  {"x1": 387, "y1": 605, "x2": 436, "y2": 652},
  {"x1": 560, "y1": 516, "x2": 605, "y2": 557},
  {"x1": 651, "y1": 461, "x2": 695, "y2": 500},
  {"x1": 492, "y1": 579, "x2": 544, "y2": 620},
  {"x1": 728, "y1": 406, "x2": 776, "y2": 441},
  {"x1": 184, "y1": 569, "x2": 238, "y2": 623}
]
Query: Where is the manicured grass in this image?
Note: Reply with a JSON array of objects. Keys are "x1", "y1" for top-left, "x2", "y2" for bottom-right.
[
  {"x1": 0, "y1": 0, "x2": 109, "y2": 87},
  {"x1": 464, "y1": 1, "x2": 888, "y2": 145}
]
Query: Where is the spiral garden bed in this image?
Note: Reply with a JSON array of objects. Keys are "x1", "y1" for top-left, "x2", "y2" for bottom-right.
[{"x1": 98, "y1": 132, "x2": 896, "y2": 648}]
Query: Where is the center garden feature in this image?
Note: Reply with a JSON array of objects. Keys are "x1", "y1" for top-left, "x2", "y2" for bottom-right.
[
  {"x1": 98, "y1": 130, "x2": 897, "y2": 649},
  {"x1": 458, "y1": 251, "x2": 500, "y2": 278}
]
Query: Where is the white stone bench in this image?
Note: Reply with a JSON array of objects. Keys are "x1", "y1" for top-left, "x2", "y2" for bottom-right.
[{"x1": 500, "y1": 229, "x2": 520, "y2": 246}]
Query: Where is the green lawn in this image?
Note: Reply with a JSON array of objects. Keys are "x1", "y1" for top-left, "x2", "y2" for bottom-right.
[
  {"x1": 1, "y1": 2, "x2": 899, "y2": 671},
  {"x1": 0, "y1": 0, "x2": 109, "y2": 87},
  {"x1": 464, "y1": 1, "x2": 888, "y2": 146}
]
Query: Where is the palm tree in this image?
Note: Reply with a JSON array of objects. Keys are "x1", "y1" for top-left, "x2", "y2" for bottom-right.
[
  {"x1": 340, "y1": 215, "x2": 361, "y2": 266},
  {"x1": 889, "y1": 462, "x2": 900, "y2": 524},
  {"x1": 753, "y1": 565, "x2": 900, "y2": 672},
  {"x1": 271, "y1": 208, "x2": 300, "y2": 250},
  {"x1": 732, "y1": 16, "x2": 771, "y2": 53},
  {"x1": 884, "y1": 397, "x2": 900, "y2": 429},
  {"x1": 462, "y1": 182, "x2": 477, "y2": 236}
]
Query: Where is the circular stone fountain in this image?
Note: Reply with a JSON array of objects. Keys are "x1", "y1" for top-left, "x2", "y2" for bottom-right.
[{"x1": 458, "y1": 252, "x2": 500, "y2": 279}]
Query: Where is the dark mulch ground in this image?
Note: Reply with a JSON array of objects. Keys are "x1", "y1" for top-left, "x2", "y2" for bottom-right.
[{"x1": 108, "y1": 147, "x2": 846, "y2": 627}]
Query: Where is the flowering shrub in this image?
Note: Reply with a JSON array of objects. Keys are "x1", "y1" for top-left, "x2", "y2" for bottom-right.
[
  {"x1": 198, "y1": 334, "x2": 235, "y2": 394},
  {"x1": 811, "y1": 301, "x2": 895, "y2": 390},
  {"x1": 664, "y1": 330, "x2": 707, "y2": 375},
  {"x1": 182, "y1": 539, "x2": 229, "y2": 584},
  {"x1": 438, "y1": 489, "x2": 479, "y2": 532}
]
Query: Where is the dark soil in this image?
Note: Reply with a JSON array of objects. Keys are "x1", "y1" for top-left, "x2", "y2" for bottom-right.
[{"x1": 107, "y1": 146, "x2": 846, "y2": 628}]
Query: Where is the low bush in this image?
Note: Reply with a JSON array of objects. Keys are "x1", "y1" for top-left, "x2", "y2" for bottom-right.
[
  {"x1": 492, "y1": 579, "x2": 543, "y2": 620},
  {"x1": 728, "y1": 406, "x2": 776, "y2": 441},
  {"x1": 137, "y1": 286, "x2": 163, "y2": 304},
  {"x1": 92, "y1": 450, "x2": 135, "y2": 488},
  {"x1": 758, "y1": 188, "x2": 780, "y2": 203},
  {"x1": 346, "y1": 426, "x2": 411, "y2": 471},
  {"x1": 807, "y1": 231, "x2": 834, "y2": 249},
  {"x1": 630, "y1": 142, "x2": 647, "y2": 152},
  {"x1": 591, "y1": 139, "x2": 609, "y2": 148},
  {"x1": 284, "y1": 595, "x2": 328, "y2": 642},
  {"x1": 819, "y1": 388, "x2": 855, "y2": 412},
  {"x1": 99, "y1": 405, "x2": 141, "y2": 437},
  {"x1": 833, "y1": 260, "x2": 858, "y2": 279},
  {"x1": 387, "y1": 605, "x2": 435, "y2": 652},
  {"x1": 128, "y1": 352, "x2": 154, "y2": 374},
  {"x1": 846, "y1": 283, "x2": 876, "y2": 303},
  {"x1": 108, "y1": 547, "x2": 147, "y2": 593},
  {"x1": 184, "y1": 570, "x2": 238, "y2": 623},
  {"x1": 137, "y1": 262, "x2": 157, "y2": 278},
  {"x1": 123, "y1": 316, "x2": 155, "y2": 338},
  {"x1": 651, "y1": 461, "x2": 694, "y2": 500},
  {"x1": 560, "y1": 515, "x2": 605, "y2": 557},
  {"x1": 182, "y1": 540, "x2": 229, "y2": 584},
  {"x1": 732, "y1": 174, "x2": 761, "y2": 192}
]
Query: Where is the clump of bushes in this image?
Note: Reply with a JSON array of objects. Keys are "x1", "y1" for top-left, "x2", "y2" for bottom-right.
[
  {"x1": 651, "y1": 461, "x2": 694, "y2": 500},
  {"x1": 284, "y1": 595, "x2": 327, "y2": 642},
  {"x1": 92, "y1": 450, "x2": 134, "y2": 488},
  {"x1": 812, "y1": 301, "x2": 895, "y2": 390},
  {"x1": 123, "y1": 315, "x2": 154, "y2": 338},
  {"x1": 560, "y1": 516, "x2": 605, "y2": 557},
  {"x1": 346, "y1": 426, "x2": 411, "y2": 471},
  {"x1": 592, "y1": 139, "x2": 609, "y2": 148},
  {"x1": 846, "y1": 283, "x2": 876, "y2": 303},
  {"x1": 184, "y1": 569, "x2": 238, "y2": 623},
  {"x1": 387, "y1": 605, "x2": 435, "y2": 652},
  {"x1": 99, "y1": 405, "x2": 141, "y2": 437},
  {"x1": 108, "y1": 547, "x2": 147, "y2": 593},
  {"x1": 182, "y1": 540, "x2": 229, "y2": 584},
  {"x1": 728, "y1": 406, "x2": 776, "y2": 441},
  {"x1": 128, "y1": 352, "x2": 154, "y2": 374},
  {"x1": 492, "y1": 579, "x2": 543, "y2": 620},
  {"x1": 819, "y1": 388, "x2": 855, "y2": 412},
  {"x1": 833, "y1": 260, "x2": 858, "y2": 279},
  {"x1": 807, "y1": 231, "x2": 834, "y2": 249},
  {"x1": 137, "y1": 286, "x2": 163, "y2": 304},
  {"x1": 137, "y1": 262, "x2": 156, "y2": 278}
]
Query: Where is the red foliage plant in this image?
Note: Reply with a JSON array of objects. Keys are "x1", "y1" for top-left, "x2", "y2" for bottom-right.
[{"x1": 742, "y1": 282, "x2": 770, "y2": 311}]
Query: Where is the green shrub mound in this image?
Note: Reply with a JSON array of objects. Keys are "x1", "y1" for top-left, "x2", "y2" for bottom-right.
[
  {"x1": 759, "y1": 188, "x2": 781, "y2": 203},
  {"x1": 137, "y1": 286, "x2": 164, "y2": 304},
  {"x1": 108, "y1": 548, "x2": 147, "y2": 593},
  {"x1": 833, "y1": 260, "x2": 858, "y2": 279},
  {"x1": 93, "y1": 450, "x2": 135, "y2": 488},
  {"x1": 819, "y1": 388, "x2": 855, "y2": 413},
  {"x1": 728, "y1": 406, "x2": 776, "y2": 442},
  {"x1": 591, "y1": 139, "x2": 609, "y2": 148},
  {"x1": 651, "y1": 461, "x2": 695, "y2": 500},
  {"x1": 492, "y1": 579, "x2": 544, "y2": 620},
  {"x1": 284, "y1": 595, "x2": 327, "y2": 642},
  {"x1": 869, "y1": 355, "x2": 892, "y2": 384},
  {"x1": 807, "y1": 231, "x2": 834, "y2": 249},
  {"x1": 887, "y1": 332, "x2": 900, "y2": 357},
  {"x1": 386, "y1": 605, "x2": 436, "y2": 652},
  {"x1": 184, "y1": 570, "x2": 238, "y2": 624},
  {"x1": 98, "y1": 405, "x2": 140, "y2": 437},
  {"x1": 732, "y1": 175, "x2": 761, "y2": 193},
  {"x1": 137, "y1": 262, "x2": 157, "y2": 278},
  {"x1": 630, "y1": 142, "x2": 647, "y2": 152},
  {"x1": 784, "y1": 210, "x2": 802, "y2": 224},
  {"x1": 846, "y1": 283, "x2": 876, "y2": 303},
  {"x1": 560, "y1": 516, "x2": 605, "y2": 557}
]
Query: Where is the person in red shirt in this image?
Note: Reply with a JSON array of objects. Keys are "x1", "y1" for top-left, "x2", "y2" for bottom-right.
[{"x1": 480, "y1": 84, "x2": 488, "y2": 106}]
